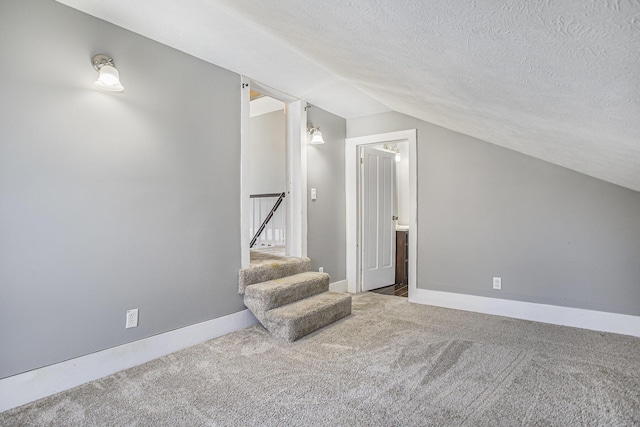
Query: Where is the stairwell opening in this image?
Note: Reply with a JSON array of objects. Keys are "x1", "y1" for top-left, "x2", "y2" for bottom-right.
[
  {"x1": 248, "y1": 91, "x2": 287, "y2": 257},
  {"x1": 240, "y1": 78, "x2": 308, "y2": 269}
]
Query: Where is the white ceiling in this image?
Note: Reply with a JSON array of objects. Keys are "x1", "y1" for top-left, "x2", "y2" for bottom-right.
[
  {"x1": 250, "y1": 96, "x2": 284, "y2": 118},
  {"x1": 57, "y1": 0, "x2": 640, "y2": 191}
]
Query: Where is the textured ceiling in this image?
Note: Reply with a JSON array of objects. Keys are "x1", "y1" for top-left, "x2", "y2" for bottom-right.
[{"x1": 56, "y1": 0, "x2": 640, "y2": 191}]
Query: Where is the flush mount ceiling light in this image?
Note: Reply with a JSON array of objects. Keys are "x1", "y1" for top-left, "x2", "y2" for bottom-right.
[
  {"x1": 92, "y1": 54, "x2": 124, "y2": 92},
  {"x1": 307, "y1": 126, "x2": 325, "y2": 144}
]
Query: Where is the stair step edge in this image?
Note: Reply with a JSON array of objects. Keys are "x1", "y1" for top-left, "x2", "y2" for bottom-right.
[
  {"x1": 266, "y1": 292, "x2": 352, "y2": 320},
  {"x1": 245, "y1": 272, "x2": 330, "y2": 294},
  {"x1": 264, "y1": 292, "x2": 352, "y2": 341},
  {"x1": 244, "y1": 274, "x2": 330, "y2": 314},
  {"x1": 238, "y1": 257, "x2": 311, "y2": 294}
]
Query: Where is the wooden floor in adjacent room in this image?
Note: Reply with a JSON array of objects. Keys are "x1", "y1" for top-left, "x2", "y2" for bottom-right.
[{"x1": 369, "y1": 283, "x2": 408, "y2": 297}]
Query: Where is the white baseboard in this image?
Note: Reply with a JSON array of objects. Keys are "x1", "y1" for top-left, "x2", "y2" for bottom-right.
[
  {"x1": 409, "y1": 288, "x2": 640, "y2": 337},
  {"x1": 0, "y1": 309, "x2": 258, "y2": 413},
  {"x1": 329, "y1": 279, "x2": 348, "y2": 292}
]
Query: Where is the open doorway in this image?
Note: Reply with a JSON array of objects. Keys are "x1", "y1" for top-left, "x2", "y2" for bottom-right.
[
  {"x1": 248, "y1": 91, "x2": 287, "y2": 256},
  {"x1": 240, "y1": 78, "x2": 307, "y2": 269},
  {"x1": 345, "y1": 130, "x2": 417, "y2": 298},
  {"x1": 361, "y1": 142, "x2": 411, "y2": 297}
]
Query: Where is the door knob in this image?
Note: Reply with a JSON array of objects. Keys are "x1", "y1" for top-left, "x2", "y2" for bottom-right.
[{"x1": 392, "y1": 216, "x2": 398, "y2": 220}]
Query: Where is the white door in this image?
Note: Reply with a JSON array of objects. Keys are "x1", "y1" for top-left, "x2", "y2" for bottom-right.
[{"x1": 361, "y1": 147, "x2": 396, "y2": 291}]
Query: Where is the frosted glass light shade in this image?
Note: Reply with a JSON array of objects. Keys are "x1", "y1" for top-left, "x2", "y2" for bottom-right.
[
  {"x1": 95, "y1": 65, "x2": 124, "y2": 92},
  {"x1": 310, "y1": 130, "x2": 325, "y2": 144}
]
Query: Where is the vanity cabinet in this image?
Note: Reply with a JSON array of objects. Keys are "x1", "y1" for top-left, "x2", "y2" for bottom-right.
[{"x1": 395, "y1": 230, "x2": 408, "y2": 285}]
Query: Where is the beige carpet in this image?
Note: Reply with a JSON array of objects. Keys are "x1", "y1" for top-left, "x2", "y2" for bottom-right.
[
  {"x1": 250, "y1": 245, "x2": 286, "y2": 258},
  {"x1": 2, "y1": 293, "x2": 639, "y2": 426}
]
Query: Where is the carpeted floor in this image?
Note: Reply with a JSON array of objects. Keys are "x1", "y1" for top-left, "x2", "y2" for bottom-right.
[
  {"x1": 250, "y1": 245, "x2": 286, "y2": 258},
  {"x1": 2, "y1": 293, "x2": 639, "y2": 426}
]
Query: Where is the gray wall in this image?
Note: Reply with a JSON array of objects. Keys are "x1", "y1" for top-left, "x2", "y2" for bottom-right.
[
  {"x1": 249, "y1": 109, "x2": 286, "y2": 195},
  {"x1": 348, "y1": 112, "x2": 640, "y2": 316},
  {"x1": 307, "y1": 107, "x2": 347, "y2": 282},
  {"x1": 0, "y1": 0, "x2": 244, "y2": 379}
]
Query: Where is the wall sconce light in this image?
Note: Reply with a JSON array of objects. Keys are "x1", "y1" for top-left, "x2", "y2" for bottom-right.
[
  {"x1": 383, "y1": 143, "x2": 401, "y2": 162},
  {"x1": 307, "y1": 126, "x2": 325, "y2": 144},
  {"x1": 92, "y1": 54, "x2": 124, "y2": 92}
]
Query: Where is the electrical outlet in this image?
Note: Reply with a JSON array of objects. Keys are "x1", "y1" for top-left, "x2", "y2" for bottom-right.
[
  {"x1": 493, "y1": 277, "x2": 502, "y2": 290},
  {"x1": 126, "y1": 309, "x2": 139, "y2": 328},
  {"x1": 311, "y1": 188, "x2": 317, "y2": 201},
  {"x1": 319, "y1": 267, "x2": 324, "y2": 273}
]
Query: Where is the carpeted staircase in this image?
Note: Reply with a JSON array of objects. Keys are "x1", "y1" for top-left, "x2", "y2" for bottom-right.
[{"x1": 239, "y1": 253, "x2": 351, "y2": 341}]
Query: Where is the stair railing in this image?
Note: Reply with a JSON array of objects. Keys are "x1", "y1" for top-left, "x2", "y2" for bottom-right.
[{"x1": 250, "y1": 192, "x2": 286, "y2": 248}]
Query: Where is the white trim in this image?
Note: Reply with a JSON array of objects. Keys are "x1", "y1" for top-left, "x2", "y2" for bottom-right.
[
  {"x1": 300, "y1": 102, "x2": 309, "y2": 258},
  {"x1": 285, "y1": 100, "x2": 307, "y2": 258},
  {"x1": 407, "y1": 139, "x2": 418, "y2": 298},
  {"x1": 329, "y1": 279, "x2": 348, "y2": 293},
  {"x1": 240, "y1": 76, "x2": 251, "y2": 268},
  {"x1": 0, "y1": 310, "x2": 257, "y2": 413},
  {"x1": 345, "y1": 130, "x2": 417, "y2": 295},
  {"x1": 410, "y1": 288, "x2": 640, "y2": 337}
]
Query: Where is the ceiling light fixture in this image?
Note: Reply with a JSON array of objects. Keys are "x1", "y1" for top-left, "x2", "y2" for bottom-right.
[
  {"x1": 92, "y1": 54, "x2": 124, "y2": 92},
  {"x1": 307, "y1": 126, "x2": 325, "y2": 144},
  {"x1": 383, "y1": 144, "x2": 401, "y2": 162}
]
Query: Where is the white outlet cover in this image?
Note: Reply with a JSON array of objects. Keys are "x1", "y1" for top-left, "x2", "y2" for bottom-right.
[
  {"x1": 126, "y1": 309, "x2": 139, "y2": 329},
  {"x1": 493, "y1": 277, "x2": 502, "y2": 290},
  {"x1": 319, "y1": 267, "x2": 324, "y2": 273}
]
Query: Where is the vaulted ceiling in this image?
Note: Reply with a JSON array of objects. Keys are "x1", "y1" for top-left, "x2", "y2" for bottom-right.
[{"x1": 57, "y1": 0, "x2": 640, "y2": 191}]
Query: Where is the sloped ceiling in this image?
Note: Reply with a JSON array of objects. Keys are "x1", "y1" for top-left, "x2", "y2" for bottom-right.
[{"x1": 56, "y1": 0, "x2": 640, "y2": 191}]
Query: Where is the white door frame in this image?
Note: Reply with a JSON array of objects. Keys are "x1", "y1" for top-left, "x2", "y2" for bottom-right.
[
  {"x1": 345, "y1": 129, "x2": 417, "y2": 295},
  {"x1": 240, "y1": 77, "x2": 307, "y2": 268}
]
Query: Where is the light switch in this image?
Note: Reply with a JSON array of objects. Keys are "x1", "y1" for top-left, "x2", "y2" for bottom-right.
[{"x1": 311, "y1": 188, "x2": 317, "y2": 200}]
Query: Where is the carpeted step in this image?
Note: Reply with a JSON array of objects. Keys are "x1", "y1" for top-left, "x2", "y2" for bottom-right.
[
  {"x1": 239, "y1": 256, "x2": 311, "y2": 294},
  {"x1": 264, "y1": 292, "x2": 352, "y2": 341},
  {"x1": 244, "y1": 272, "x2": 330, "y2": 319}
]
